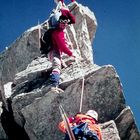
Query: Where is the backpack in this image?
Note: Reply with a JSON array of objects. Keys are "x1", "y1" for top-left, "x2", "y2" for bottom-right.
[
  {"x1": 40, "y1": 29, "x2": 53, "y2": 55},
  {"x1": 65, "y1": 122, "x2": 99, "y2": 140},
  {"x1": 48, "y1": 10, "x2": 62, "y2": 28}
]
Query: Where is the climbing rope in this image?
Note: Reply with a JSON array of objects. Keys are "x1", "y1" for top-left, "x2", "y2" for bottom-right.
[
  {"x1": 38, "y1": 20, "x2": 41, "y2": 49},
  {"x1": 79, "y1": 76, "x2": 85, "y2": 112},
  {"x1": 59, "y1": 104, "x2": 76, "y2": 140},
  {"x1": 65, "y1": 25, "x2": 85, "y2": 113}
]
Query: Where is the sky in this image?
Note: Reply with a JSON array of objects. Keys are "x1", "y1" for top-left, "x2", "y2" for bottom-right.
[{"x1": 0, "y1": 0, "x2": 140, "y2": 131}]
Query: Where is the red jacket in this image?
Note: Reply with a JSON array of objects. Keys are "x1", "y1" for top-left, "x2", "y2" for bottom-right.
[
  {"x1": 51, "y1": 8, "x2": 75, "y2": 56},
  {"x1": 58, "y1": 114, "x2": 102, "y2": 140},
  {"x1": 51, "y1": 29, "x2": 73, "y2": 56}
]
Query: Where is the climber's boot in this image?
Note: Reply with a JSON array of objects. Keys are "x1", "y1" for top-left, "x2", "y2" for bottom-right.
[{"x1": 50, "y1": 87, "x2": 64, "y2": 93}]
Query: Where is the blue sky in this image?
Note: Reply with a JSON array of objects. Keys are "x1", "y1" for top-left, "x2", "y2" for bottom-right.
[{"x1": 0, "y1": 0, "x2": 140, "y2": 131}]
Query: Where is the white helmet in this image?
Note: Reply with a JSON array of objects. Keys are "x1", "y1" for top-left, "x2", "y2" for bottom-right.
[{"x1": 85, "y1": 110, "x2": 98, "y2": 121}]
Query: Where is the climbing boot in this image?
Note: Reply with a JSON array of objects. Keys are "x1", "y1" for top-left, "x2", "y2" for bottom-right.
[{"x1": 50, "y1": 87, "x2": 64, "y2": 93}]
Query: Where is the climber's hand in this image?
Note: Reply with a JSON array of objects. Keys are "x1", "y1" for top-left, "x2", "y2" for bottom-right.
[{"x1": 71, "y1": 55, "x2": 76, "y2": 62}]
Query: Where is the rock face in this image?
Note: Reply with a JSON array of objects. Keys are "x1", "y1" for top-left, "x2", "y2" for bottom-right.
[
  {"x1": 0, "y1": 29, "x2": 40, "y2": 84},
  {"x1": 0, "y1": 2, "x2": 140, "y2": 140}
]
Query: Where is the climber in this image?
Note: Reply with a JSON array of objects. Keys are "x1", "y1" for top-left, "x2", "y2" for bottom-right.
[
  {"x1": 48, "y1": 3, "x2": 76, "y2": 93},
  {"x1": 42, "y1": 0, "x2": 75, "y2": 29},
  {"x1": 58, "y1": 110, "x2": 102, "y2": 140},
  {"x1": 49, "y1": 0, "x2": 75, "y2": 28}
]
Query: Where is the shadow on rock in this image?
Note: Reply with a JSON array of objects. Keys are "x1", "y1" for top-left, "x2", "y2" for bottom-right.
[{"x1": 0, "y1": 99, "x2": 30, "y2": 140}]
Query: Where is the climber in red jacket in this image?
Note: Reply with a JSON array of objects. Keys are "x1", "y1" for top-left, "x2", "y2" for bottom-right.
[
  {"x1": 48, "y1": 4, "x2": 76, "y2": 93},
  {"x1": 58, "y1": 110, "x2": 102, "y2": 140}
]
